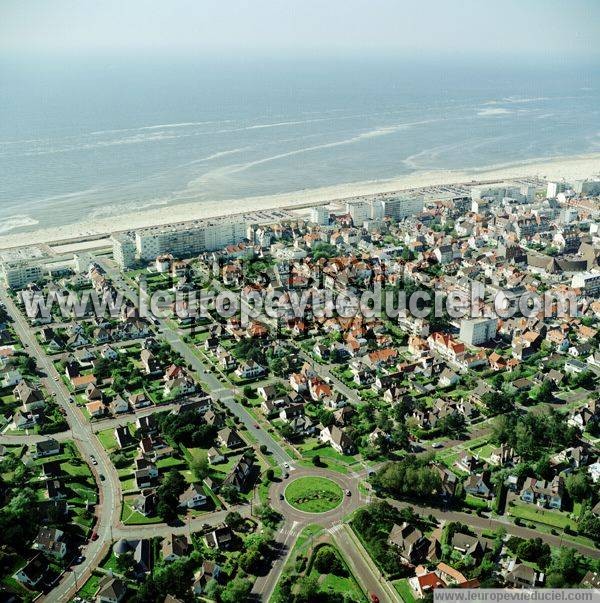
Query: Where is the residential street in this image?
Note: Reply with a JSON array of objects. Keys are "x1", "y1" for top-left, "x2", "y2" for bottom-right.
[
  {"x1": 2, "y1": 262, "x2": 597, "y2": 603},
  {"x1": 0, "y1": 289, "x2": 120, "y2": 603}
]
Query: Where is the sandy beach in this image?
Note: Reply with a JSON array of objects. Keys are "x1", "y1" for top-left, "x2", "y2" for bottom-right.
[{"x1": 1, "y1": 152, "x2": 599, "y2": 250}]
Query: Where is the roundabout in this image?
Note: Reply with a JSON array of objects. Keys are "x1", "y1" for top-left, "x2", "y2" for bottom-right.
[
  {"x1": 284, "y1": 476, "x2": 344, "y2": 513},
  {"x1": 269, "y1": 466, "x2": 366, "y2": 526}
]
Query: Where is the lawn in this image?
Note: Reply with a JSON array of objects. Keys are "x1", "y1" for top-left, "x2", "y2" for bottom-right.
[
  {"x1": 393, "y1": 579, "x2": 417, "y2": 603},
  {"x1": 78, "y1": 574, "x2": 101, "y2": 599},
  {"x1": 97, "y1": 428, "x2": 117, "y2": 451},
  {"x1": 285, "y1": 476, "x2": 344, "y2": 513},
  {"x1": 508, "y1": 502, "x2": 577, "y2": 530},
  {"x1": 308, "y1": 544, "x2": 366, "y2": 602},
  {"x1": 299, "y1": 440, "x2": 359, "y2": 465},
  {"x1": 297, "y1": 459, "x2": 349, "y2": 475},
  {"x1": 121, "y1": 497, "x2": 161, "y2": 525},
  {"x1": 464, "y1": 494, "x2": 490, "y2": 510}
]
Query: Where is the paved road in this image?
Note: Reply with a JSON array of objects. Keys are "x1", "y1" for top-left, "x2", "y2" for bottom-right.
[
  {"x1": 0, "y1": 430, "x2": 71, "y2": 444},
  {"x1": 334, "y1": 524, "x2": 400, "y2": 603},
  {"x1": 253, "y1": 466, "x2": 400, "y2": 601},
  {"x1": 385, "y1": 498, "x2": 600, "y2": 559},
  {"x1": 0, "y1": 290, "x2": 122, "y2": 603},
  {"x1": 89, "y1": 401, "x2": 180, "y2": 433},
  {"x1": 100, "y1": 259, "x2": 293, "y2": 467}
]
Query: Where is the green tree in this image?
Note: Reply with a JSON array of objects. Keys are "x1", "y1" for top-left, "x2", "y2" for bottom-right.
[
  {"x1": 224, "y1": 511, "x2": 244, "y2": 531},
  {"x1": 313, "y1": 546, "x2": 344, "y2": 575},
  {"x1": 565, "y1": 472, "x2": 592, "y2": 502},
  {"x1": 191, "y1": 451, "x2": 209, "y2": 481},
  {"x1": 221, "y1": 576, "x2": 252, "y2": 603}
]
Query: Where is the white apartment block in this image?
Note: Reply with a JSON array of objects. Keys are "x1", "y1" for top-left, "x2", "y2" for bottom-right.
[
  {"x1": 572, "y1": 272, "x2": 600, "y2": 297},
  {"x1": 73, "y1": 253, "x2": 94, "y2": 274},
  {"x1": 547, "y1": 181, "x2": 569, "y2": 199},
  {"x1": 0, "y1": 261, "x2": 43, "y2": 289},
  {"x1": 471, "y1": 182, "x2": 532, "y2": 204},
  {"x1": 345, "y1": 200, "x2": 371, "y2": 226},
  {"x1": 370, "y1": 199, "x2": 385, "y2": 220},
  {"x1": 459, "y1": 318, "x2": 498, "y2": 346},
  {"x1": 111, "y1": 233, "x2": 137, "y2": 269},
  {"x1": 135, "y1": 217, "x2": 247, "y2": 261},
  {"x1": 381, "y1": 195, "x2": 424, "y2": 221},
  {"x1": 309, "y1": 206, "x2": 330, "y2": 226}
]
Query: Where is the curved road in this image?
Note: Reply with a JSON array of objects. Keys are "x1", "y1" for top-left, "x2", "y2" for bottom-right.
[
  {"x1": 254, "y1": 467, "x2": 401, "y2": 603},
  {"x1": 0, "y1": 290, "x2": 121, "y2": 603}
]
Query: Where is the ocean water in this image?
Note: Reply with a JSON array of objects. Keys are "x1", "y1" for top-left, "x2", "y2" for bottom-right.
[{"x1": 0, "y1": 55, "x2": 599, "y2": 235}]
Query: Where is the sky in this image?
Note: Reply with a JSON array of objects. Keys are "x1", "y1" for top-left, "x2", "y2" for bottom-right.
[{"x1": 1, "y1": 0, "x2": 599, "y2": 60}]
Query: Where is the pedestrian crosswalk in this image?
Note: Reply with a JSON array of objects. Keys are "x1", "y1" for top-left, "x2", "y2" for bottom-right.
[{"x1": 327, "y1": 522, "x2": 343, "y2": 535}]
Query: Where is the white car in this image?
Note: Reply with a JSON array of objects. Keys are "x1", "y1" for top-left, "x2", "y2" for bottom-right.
[{"x1": 431, "y1": 442, "x2": 443, "y2": 449}]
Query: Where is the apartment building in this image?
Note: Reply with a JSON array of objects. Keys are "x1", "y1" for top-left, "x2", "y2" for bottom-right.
[
  {"x1": 111, "y1": 233, "x2": 137, "y2": 269},
  {"x1": 345, "y1": 200, "x2": 371, "y2": 226},
  {"x1": 309, "y1": 205, "x2": 330, "y2": 225},
  {"x1": 459, "y1": 318, "x2": 498, "y2": 346},
  {"x1": 135, "y1": 217, "x2": 247, "y2": 261},
  {"x1": 0, "y1": 260, "x2": 43, "y2": 289},
  {"x1": 572, "y1": 272, "x2": 600, "y2": 297},
  {"x1": 382, "y1": 195, "x2": 424, "y2": 220}
]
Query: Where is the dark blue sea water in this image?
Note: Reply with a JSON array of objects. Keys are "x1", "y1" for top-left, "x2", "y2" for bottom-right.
[{"x1": 1, "y1": 55, "x2": 599, "y2": 234}]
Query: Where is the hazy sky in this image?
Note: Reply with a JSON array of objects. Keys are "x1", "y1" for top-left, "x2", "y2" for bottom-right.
[{"x1": 1, "y1": 0, "x2": 599, "y2": 59}]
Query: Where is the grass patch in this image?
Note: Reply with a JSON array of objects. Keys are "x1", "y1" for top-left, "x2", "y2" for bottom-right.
[
  {"x1": 308, "y1": 544, "x2": 366, "y2": 602},
  {"x1": 508, "y1": 502, "x2": 577, "y2": 530},
  {"x1": 393, "y1": 579, "x2": 417, "y2": 603},
  {"x1": 78, "y1": 574, "x2": 101, "y2": 599},
  {"x1": 285, "y1": 476, "x2": 343, "y2": 513},
  {"x1": 97, "y1": 428, "x2": 117, "y2": 451},
  {"x1": 121, "y1": 497, "x2": 161, "y2": 525}
]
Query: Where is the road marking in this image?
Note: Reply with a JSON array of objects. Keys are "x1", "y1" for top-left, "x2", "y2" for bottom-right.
[{"x1": 327, "y1": 522, "x2": 343, "y2": 535}]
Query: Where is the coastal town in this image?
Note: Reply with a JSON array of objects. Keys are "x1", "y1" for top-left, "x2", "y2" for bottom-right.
[{"x1": 0, "y1": 175, "x2": 600, "y2": 603}]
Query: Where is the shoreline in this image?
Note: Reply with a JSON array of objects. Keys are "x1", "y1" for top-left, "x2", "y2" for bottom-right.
[{"x1": 1, "y1": 152, "x2": 599, "y2": 251}]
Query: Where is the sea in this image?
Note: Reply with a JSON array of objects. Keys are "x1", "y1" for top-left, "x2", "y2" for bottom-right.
[{"x1": 1, "y1": 55, "x2": 599, "y2": 235}]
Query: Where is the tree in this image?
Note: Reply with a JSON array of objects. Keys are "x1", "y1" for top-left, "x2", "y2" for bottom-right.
[
  {"x1": 437, "y1": 413, "x2": 466, "y2": 438},
  {"x1": 516, "y1": 538, "x2": 551, "y2": 568},
  {"x1": 225, "y1": 511, "x2": 244, "y2": 531},
  {"x1": 255, "y1": 504, "x2": 283, "y2": 529},
  {"x1": 545, "y1": 548, "x2": 582, "y2": 587},
  {"x1": 156, "y1": 470, "x2": 186, "y2": 522},
  {"x1": 531, "y1": 380, "x2": 553, "y2": 404},
  {"x1": 220, "y1": 484, "x2": 240, "y2": 504},
  {"x1": 312, "y1": 454, "x2": 322, "y2": 467},
  {"x1": 294, "y1": 575, "x2": 320, "y2": 603},
  {"x1": 191, "y1": 451, "x2": 209, "y2": 481},
  {"x1": 313, "y1": 546, "x2": 344, "y2": 575},
  {"x1": 565, "y1": 472, "x2": 592, "y2": 502},
  {"x1": 115, "y1": 551, "x2": 134, "y2": 576},
  {"x1": 482, "y1": 391, "x2": 514, "y2": 417},
  {"x1": 279, "y1": 423, "x2": 296, "y2": 441},
  {"x1": 373, "y1": 456, "x2": 442, "y2": 500},
  {"x1": 220, "y1": 576, "x2": 252, "y2": 603},
  {"x1": 579, "y1": 512, "x2": 600, "y2": 542}
]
